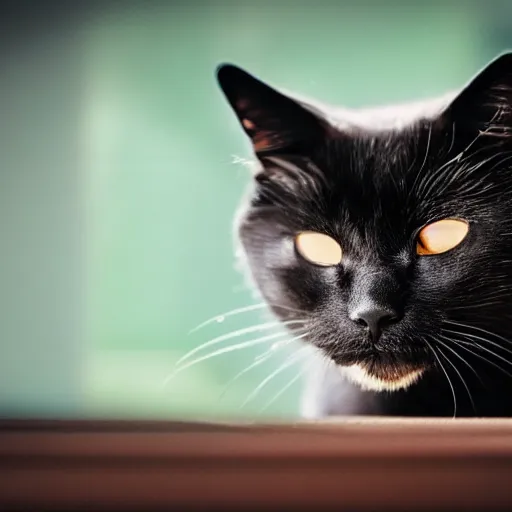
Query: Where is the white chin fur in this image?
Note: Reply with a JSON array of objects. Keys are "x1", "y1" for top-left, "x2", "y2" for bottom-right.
[{"x1": 341, "y1": 364, "x2": 424, "y2": 392}]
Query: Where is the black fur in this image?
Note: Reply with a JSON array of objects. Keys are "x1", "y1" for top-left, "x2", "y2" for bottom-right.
[{"x1": 216, "y1": 53, "x2": 512, "y2": 417}]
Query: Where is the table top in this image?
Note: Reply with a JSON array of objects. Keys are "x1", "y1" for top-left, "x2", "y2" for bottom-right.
[{"x1": 2, "y1": 417, "x2": 512, "y2": 511}]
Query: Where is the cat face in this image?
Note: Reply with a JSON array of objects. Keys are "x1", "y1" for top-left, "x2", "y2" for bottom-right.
[{"x1": 216, "y1": 54, "x2": 512, "y2": 392}]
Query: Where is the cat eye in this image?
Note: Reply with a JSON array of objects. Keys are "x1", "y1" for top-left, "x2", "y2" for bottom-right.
[
  {"x1": 416, "y1": 219, "x2": 469, "y2": 256},
  {"x1": 295, "y1": 231, "x2": 343, "y2": 266}
]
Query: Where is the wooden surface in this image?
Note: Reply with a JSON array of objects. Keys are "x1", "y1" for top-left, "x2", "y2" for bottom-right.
[{"x1": 1, "y1": 417, "x2": 512, "y2": 511}]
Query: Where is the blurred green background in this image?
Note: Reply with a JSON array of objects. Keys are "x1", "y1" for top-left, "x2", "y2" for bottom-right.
[{"x1": 1, "y1": 0, "x2": 512, "y2": 421}]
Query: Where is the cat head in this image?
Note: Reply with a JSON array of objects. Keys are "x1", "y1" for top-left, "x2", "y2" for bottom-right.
[{"x1": 216, "y1": 53, "x2": 512, "y2": 392}]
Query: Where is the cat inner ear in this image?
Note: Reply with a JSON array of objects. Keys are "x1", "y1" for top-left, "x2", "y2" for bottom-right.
[
  {"x1": 443, "y1": 52, "x2": 512, "y2": 145},
  {"x1": 216, "y1": 64, "x2": 327, "y2": 156}
]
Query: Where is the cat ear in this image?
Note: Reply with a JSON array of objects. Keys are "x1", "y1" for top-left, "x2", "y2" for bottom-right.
[
  {"x1": 443, "y1": 52, "x2": 512, "y2": 141},
  {"x1": 216, "y1": 64, "x2": 327, "y2": 155}
]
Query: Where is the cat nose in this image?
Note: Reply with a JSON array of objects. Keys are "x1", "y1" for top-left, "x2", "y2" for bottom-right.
[{"x1": 350, "y1": 305, "x2": 400, "y2": 342}]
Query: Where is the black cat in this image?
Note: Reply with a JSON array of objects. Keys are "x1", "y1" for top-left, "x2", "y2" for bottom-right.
[{"x1": 216, "y1": 53, "x2": 512, "y2": 417}]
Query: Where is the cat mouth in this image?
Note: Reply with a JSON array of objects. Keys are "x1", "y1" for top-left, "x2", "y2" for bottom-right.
[{"x1": 340, "y1": 361, "x2": 425, "y2": 392}]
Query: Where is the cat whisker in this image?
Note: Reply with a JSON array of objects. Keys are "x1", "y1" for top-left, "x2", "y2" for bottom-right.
[
  {"x1": 444, "y1": 319, "x2": 512, "y2": 346},
  {"x1": 443, "y1": 326, "x2": 512, "y2": 372},
  {"x1": 436, "y1": 342, "x2": 476, "y2": 414},
  {"x1": 424, "y1": 339, "x2": 457, "y2": 418},
  {"x1": 217, "y1": 337, "x2": 296, "y2": 402},
  {"x1": 471, "y1": 342, "x2": 512, "y2": 372},
  {"x1": 189, "y1": 302, "x2": 309, "y2": 334},
  {"x1": 471, "y1": 334, "x2": 512, "y2": 358},
  {"x1": 436, "y1": 335, "x2": 484, "y2": 387},
  {"x1": 178, "y1": 319, "x2": 307, "y2": 367},
  {"x1": 450, "y1": 338, "x2": 512, "y2": 379},
  {"x1": 218, "y1": 354, "x2": 274, "y2": 403},
  {"x1": 447, "y1": 300, "x2": 506, "y2": 311},
  {"x1": 258, "y1": 371, "x2": 303, "y2": 415},
  {"x1": 189, "y1": 303, "x2": 270, "y2": 334},
  {"x1": 162, "y1": 330, "x2": 304, "y2": 387},
  {"x1": 258, "y1": 356, "x2": 315, "y2": 415},
  {"x1": 444, "y1": 324, "x2": 512, "y2": 355},
  {"x1": 240, "y1": 342, "x2": 310, "y2": 409},
  {"x1": 266, "y1": 302, "x2": 310, "y2": 315}
]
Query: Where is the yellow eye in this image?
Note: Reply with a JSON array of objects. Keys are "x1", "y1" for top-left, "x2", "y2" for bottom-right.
[
  {"x1": 417, "y1": 219, "x2": 469, "y2": 256},
  {"x1": 295, "y1": 231, "x2": 342, "y2": 266}
]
